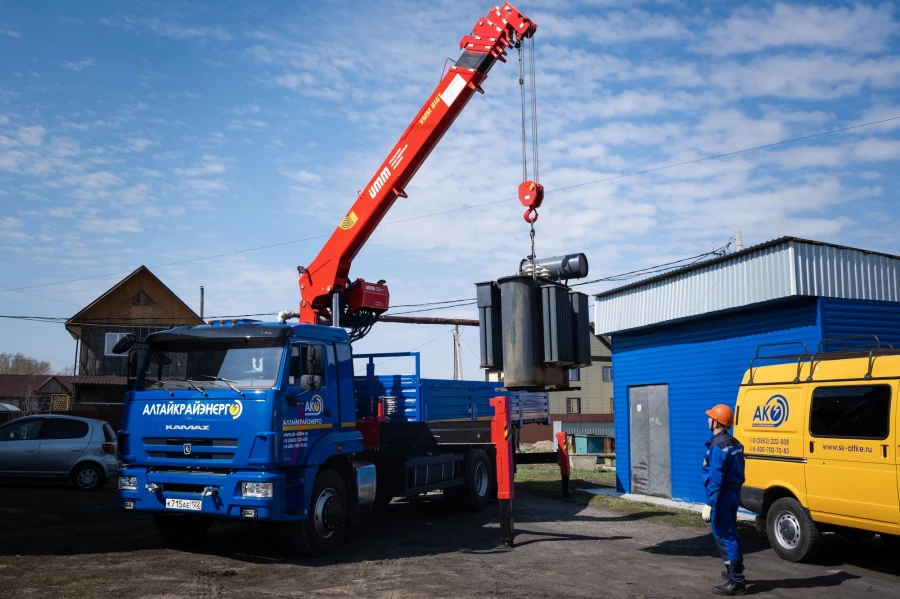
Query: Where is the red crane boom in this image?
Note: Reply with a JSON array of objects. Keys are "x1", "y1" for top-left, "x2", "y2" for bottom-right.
[{"x1": 297, "y1": 3, "x2": 538, "y2": 333}]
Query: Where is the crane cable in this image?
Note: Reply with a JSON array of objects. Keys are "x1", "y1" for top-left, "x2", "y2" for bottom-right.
[{"x1": 518, "y1": 37, "x2": 540, "y2": 279}]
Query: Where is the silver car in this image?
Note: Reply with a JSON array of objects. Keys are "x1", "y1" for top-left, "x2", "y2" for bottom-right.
[{"x1": 0, "y1": 415, "x2": 119, "y2": 491}]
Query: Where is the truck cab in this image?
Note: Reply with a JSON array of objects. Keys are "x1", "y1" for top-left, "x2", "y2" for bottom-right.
[{"x1": 116, "y1": 319, "x2": 548, "y2": 555}]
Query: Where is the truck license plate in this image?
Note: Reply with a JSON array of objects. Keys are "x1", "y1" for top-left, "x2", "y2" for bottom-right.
[{"x1": 165, "y1": 498, "x2": 202, "y2": 511}]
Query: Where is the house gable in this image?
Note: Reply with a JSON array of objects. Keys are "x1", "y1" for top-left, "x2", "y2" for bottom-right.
[{"x1": 65, "y1": 266, "x2": 201, "y2": 339}]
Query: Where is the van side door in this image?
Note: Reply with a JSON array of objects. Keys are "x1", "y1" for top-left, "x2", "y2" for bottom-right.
[{"x1": 804, "y1": 383, "x2": 899, "y2": 525}]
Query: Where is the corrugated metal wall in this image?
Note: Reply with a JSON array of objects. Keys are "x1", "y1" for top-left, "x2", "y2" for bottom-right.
[
  {"x1": 612, "y1": 298, "x2": 821, "y2": 502},
  {"x1": 819, "y1": 298, "x2": 900, "y2": 351}
]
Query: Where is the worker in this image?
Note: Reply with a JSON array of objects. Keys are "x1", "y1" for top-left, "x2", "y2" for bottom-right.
[{"x1": 701, "y1": 404, "x2": 746, "y2": 596}]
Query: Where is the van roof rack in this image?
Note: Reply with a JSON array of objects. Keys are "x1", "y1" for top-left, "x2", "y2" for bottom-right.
[{"x1": 747, "y1": 335, "x2": 900, "y2": 385}]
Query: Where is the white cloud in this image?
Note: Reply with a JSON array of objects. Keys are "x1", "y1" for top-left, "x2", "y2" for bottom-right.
[
  {"x1": 16, "y1": 125, "x2": 46, "y2": 147},
  {"x1": 0, "y1": 27, "x2": 21, "y2": 38},
  {"x1": 700, "y1": 3, "x2": 898, "y2": 55},
  {"x1": 63, "y1": 58, "x2": 96, "y2": 72},
  {"x1": 763, "y1": 146, "x2": 848, "y2": 170},
  {"x1": 534, "y1": 9, "x2": 690, "y2": 43},
  {"x1": 100, "y1": 16, "x2": 232, "y2": 41},
  {"x1": 0, "y1": 216, "x2": 23, "y2": 229},
  {"x1": 119, "y1": 183, "x2": 149, "y2": 204},
  {"x1": 77, "y1": 217, "x2": 142, "y2": 234},
  {"x1": 61, "y1": 171, "x2": 125, "y2": 191},
  {"x1": 853, "y1": 138, "x2": 900, "y2": 161},
  {"x1": 710, "y1": 54, "x2": 900, "y2": 99},
  {"x1": 173, "y1": 155, "x2": 228, "y2": 177},
  {"x1": 125, "y1": 137, "x2": 160, "y2": 152},
  {"x1": 280, "y1": 169, "x2": 322, "y2": 184}
]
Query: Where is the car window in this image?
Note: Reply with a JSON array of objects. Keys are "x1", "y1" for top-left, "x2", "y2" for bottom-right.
[
  {"x1": 0, "y1": 419, "x2": 42, "y2": 441},
  {"x1": 102, "y1": 423, "x2": 117, "y2": 442},
  {"x1": 39, "y1": 418, "x2": 89, "y2": 440},
  {"x1": 809, "y1": 385, "x2": 891, "y2": 440}
]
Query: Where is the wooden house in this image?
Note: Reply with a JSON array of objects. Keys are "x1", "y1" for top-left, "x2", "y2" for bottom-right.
[{"x1": 65, "y1": 266, "x2": 202, "y2": 403}]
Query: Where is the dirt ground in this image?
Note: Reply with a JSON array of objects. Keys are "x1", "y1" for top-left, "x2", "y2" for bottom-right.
[{"x1": 1, "y1": 477, "x2": 899, "y2": 599}]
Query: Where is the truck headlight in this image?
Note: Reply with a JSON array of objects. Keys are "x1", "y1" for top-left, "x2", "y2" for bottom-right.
[
  {"x1": 118, "y1": 476, "x2": 138, "y2": 491},
  {"x1": 241, "y1": 482, "x2": 274, "y2": 498}
]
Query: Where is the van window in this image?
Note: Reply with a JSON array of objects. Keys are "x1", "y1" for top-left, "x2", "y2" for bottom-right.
[{"x1": 809, "y1": 385, "x2": 891, "y2": 440}]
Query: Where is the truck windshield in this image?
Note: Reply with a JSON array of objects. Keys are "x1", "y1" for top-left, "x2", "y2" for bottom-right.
[{"x1": 137, "y1": 339, "x2": 285, "y2": 391}]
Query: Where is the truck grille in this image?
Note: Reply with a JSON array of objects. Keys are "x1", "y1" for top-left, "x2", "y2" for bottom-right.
[
  {"x1": 143, "y1": 437, "x2": 237, "y2": 461},
  {"x1": 147, "y1": 451, "x2": 234, "y2": 460},
  {"x1": 143, "y1": 437, "x2": 238, "y2": 447},
  {"x1": 161, "y1": 483, "x2": 208, "y2": 495}
]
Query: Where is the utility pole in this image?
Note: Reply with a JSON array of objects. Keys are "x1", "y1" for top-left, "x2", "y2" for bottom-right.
[
  {"x1": 735, "y1": 231, "x2": 743, "y2": 252},
  {"x1": 452, "y1": 325, "x2": 463, "y2": 380}
]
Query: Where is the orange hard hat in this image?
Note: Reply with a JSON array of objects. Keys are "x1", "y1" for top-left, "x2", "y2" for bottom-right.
[{"x1": 705, "y1": 404, "x2": 734, "y2": 427}]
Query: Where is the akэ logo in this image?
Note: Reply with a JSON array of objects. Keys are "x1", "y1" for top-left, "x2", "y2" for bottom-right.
[
  {"x1": 752, "y1": 394, "x2": 789, "y2": 428},
  {"x1": 305, "y1": 395, "x2": 323, "y2": 416}
]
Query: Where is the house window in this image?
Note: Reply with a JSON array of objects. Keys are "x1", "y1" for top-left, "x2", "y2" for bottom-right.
[
  {"x1": 568, "y1": 368, "x2": 580, "y2": 381},
  {"x1": 105, "y1": 333, "x2": 129, "y2": 357},
  {"x1": 566, "y1": 397, "x2": 581, "y2": 414},
  {"x1": 131, "y1": 291, "x2": 157, "y2": 307},
  {"x1": 602, "y1": 366, "x2": 613, "y2": 382}
]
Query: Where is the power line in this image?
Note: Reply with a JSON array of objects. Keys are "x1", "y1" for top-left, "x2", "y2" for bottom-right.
[
  {"x1": 3, "y1": 115, "x2": 896, "y2": 300},
  {"x1": 0, "y1": 240, "x2": 735, "y2": 324}
]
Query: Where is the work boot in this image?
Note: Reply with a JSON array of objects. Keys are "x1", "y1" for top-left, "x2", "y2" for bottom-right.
[
  {"x1": 712, "y1": 580, "x2": 746, "y2": 596},
  {"x1": 721, "y1": 571, "x2": 728, "y2": 581}
]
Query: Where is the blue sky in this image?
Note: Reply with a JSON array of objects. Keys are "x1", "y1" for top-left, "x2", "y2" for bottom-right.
[{"x1": 0, "y1": 0, "x2": 898, "y2": 378}]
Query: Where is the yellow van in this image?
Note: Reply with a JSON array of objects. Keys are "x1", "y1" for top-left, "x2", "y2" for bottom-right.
[{"x1": 736, "y1": 340, "x2": 900, "y2": 562}]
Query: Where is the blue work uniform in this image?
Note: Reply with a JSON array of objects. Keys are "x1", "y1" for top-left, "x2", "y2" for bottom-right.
[{"x1": 702, "y1": 431, "x2": 746, "y2": 585}]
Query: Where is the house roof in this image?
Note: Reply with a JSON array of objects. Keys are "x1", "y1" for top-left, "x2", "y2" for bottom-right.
[
  {"x1": 72, "y1": 375, "x2": 129, "y2": 387},
  {"x1": 0, "y1": 375, "x2": 74, "y2": 400},
  {"x1": 594, "y1": 237, "x2": 900, "y2": 335},
  {"x1": 65, "y1": 265, "x2": 202, "y2": 339}
]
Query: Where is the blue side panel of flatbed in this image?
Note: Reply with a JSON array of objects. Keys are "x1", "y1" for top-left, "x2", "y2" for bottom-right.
[{"x1": 353, "y1": 353, "x2": 549, "y2": 425}]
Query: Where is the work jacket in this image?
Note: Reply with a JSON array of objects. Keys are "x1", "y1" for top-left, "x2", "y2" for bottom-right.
[{"x1": 701, "y1": 431, "x2": 745, "y2": 507}]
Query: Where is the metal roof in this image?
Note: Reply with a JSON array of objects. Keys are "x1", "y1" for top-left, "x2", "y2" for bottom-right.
[{"x1": 594, "y1": 237, "x2": 900, "y2": 334}]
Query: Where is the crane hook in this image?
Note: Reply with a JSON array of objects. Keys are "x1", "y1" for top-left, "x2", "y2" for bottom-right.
[{"x1": 524, "y1": 208, "x2": 538, "y2": 223}]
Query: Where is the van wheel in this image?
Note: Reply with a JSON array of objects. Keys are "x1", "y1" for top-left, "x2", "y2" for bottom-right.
[
  {"x1": 457, "y1": 449, "x2": 491, "y2": 511},
  {"x1": 288, "y1": 470, "x2": 347, "y2": 556},
  {"x1": 766, "y1": 497, "x2": 821, "y2": 562},
  {"x1": 881, "y1": 534, "x2": 900, "y2": 551},
  {"x1": 154, "y1": 514, "x2": 211, "y2": 547}
]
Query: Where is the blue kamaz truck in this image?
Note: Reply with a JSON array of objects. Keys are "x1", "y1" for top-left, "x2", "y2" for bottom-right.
[{"x1": 114, "y1": 320, "x2": 548, "y2": 555}]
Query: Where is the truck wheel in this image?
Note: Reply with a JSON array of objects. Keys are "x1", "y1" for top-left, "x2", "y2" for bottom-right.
[
  {"x1": 288, "y1": 469, "x2": 348, "y2": 556},
  {"x1": 71, "y1": 463, "x2": 105, "y2": 492},
  {"x1": 154, "y1": 514, "x2": 211, "y2": 547},
  {"x1": 766, "y1": 497, "x2": 821, "y2": 562},
  {"x1": 458, "y1": 449, "x2": 491, "y2": 511}
]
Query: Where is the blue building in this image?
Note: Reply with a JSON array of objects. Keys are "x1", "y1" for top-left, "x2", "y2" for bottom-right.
[{"x1": 594, "y1": 237, "x2": 900, "y2": 504}]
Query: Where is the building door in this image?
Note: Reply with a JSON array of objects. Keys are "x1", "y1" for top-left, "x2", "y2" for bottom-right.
[{"x1": 629, "y1": 385, "x2": 671, "y2": 498}]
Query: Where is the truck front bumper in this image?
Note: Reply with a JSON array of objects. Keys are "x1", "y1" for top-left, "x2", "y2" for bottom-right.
[{"x1": 117, "y1": 468, "x2": 305, "y2": 522}]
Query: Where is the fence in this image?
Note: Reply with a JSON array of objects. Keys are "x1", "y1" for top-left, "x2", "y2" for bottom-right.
[{"x1": 0, "y1": 403, "x2": 124, "y2": 431}]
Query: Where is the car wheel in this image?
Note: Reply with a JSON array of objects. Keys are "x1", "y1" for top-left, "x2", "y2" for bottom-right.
[
  {"x1": 766, "y1": 497, "x2": 821, "y2": 562},
  {"x1": 154, "y1": 514, "x2": 212, "y2": 547},
  {"x1": 72, "y1": 463, "x2": 105, "y2": 492},
  {"x1": 288, "y1": 469, "x2": 348, "y2": 556}
]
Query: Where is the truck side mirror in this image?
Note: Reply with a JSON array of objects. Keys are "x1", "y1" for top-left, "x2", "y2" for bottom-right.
[
  {"x1": 112, "y1": 334, "x2": 136, "y2": 355},
  {"x1": 306, "y1": 345, "x2": 325, "y2": 377}
]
